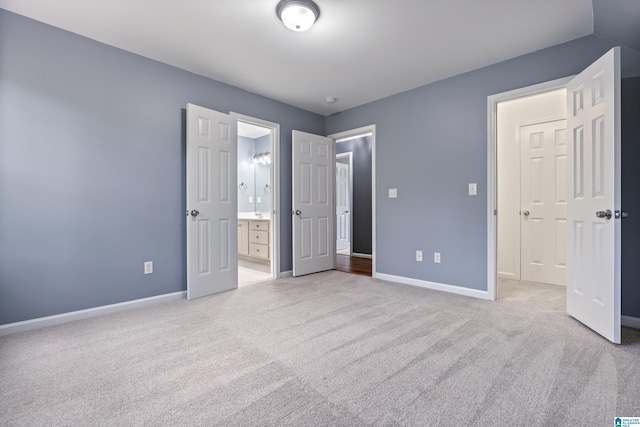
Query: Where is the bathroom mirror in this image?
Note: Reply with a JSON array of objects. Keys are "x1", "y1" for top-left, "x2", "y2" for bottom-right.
[{"x1": 238, "y1": 129, "x2": 271, "y2": 215}]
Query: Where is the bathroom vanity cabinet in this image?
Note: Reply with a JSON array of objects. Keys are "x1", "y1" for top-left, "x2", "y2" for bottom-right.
[{"x1": 238, "y1": 219, "x2": 269, "y2": 260}]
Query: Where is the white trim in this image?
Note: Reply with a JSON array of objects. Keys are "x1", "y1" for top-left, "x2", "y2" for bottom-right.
[
  {"x1": 487, "y1": 76, "x2": 574, "y2": 302},
  {"x1": 279, "y1": 270, "x2": 293, "y2": 278},
  {"x1": 375, "y1": 273, "x2": 492, "y2": 300},
  {"x1": 335, "y1": 132, "x2": 372, "y2": 143},
  {"x1": 0, "y1": 291, "x2": 186, "y2": 336},
  {"x1": 351, "y1": 252, "x2": 372, "y2": 259},
  {"x1": 328, "y1": 125, "x2": 376, "y2": 276},
  {"x1": 336, "y1": 152, "x2": 353, "y2": 256},
  {"x1": 231, "y1": 112, "x2": 282, "y2": 278},
  {"x1": 622, "y1": 315, "x2": 640, "y2": 330}
]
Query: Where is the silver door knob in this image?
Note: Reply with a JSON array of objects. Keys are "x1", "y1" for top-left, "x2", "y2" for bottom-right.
[
  {"x1": 596, "y1": 209, "x2": 612, "y2": 219},
  {"x1": 615, "y1": 210, "x2": 628, "y2": 219},
  {"x1": 295, "y1": 210, "x2": 302, "y2": 216},
  {"x1": 190, "y1": 209, "x2": 200, "y2": 217},
  {"x1": 523, "y1": 210, "x2": 530, "y2": 216}
]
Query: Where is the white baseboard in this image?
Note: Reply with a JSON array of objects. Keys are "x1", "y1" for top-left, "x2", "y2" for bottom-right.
[
  {"x1": 622, "y1": 315, "x2": 640, "y2": 330},
  {"x1": 374, "y1": 273, "x2": 492, "y2": 300},
  {"x1": 279, "y1": 270, "x2": 293, "y2": 278},
  {"x1": 498, "y1": 271, "x2": 518, "y2": 280},
  {"x1": 0, "y1": 291, "x2": 187, "y2": 337},
  {"x1": 351, "y1": 253, "x2": 373, "y2": 259}
]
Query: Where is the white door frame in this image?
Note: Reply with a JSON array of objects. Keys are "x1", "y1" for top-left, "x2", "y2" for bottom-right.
[
  {"x1": 230, "y1": 112, "x2": 281, "y2": 279},
  {"x1": 327, "y1": 125, "x2": 376, "y2": 275},
  {"x1": 487, "y1": 77, "x2": 573, "y2": 300},
  {"x1": 336, "y1": 152, "x2": 353, "y2": 256}
]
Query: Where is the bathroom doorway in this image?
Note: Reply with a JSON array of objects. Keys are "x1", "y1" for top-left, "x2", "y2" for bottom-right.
[{"x1": 235, "y1": 116, "x2": 279, "y2": 286}]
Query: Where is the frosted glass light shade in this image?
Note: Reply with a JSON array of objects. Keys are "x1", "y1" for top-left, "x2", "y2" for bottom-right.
[{"x1": 276, "y1": 0, "x2": 320, "y2": 32}]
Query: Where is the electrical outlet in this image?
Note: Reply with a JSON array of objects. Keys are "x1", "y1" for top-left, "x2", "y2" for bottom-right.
[
  {"x1": 144, "y1": 261, "x2": 153, "y2": 274},
  {"x1": 416, "y1": 250, "x2": 423, "y2": 262},
  {"x1": 468, "y1": 183, "x2": 477, "y2": 196},
  {"x1": 434, "y1": 252, "x2": 441, "y2": 263},
  {"x1": 389, "y1": 188, "x2": 398, "y2": 198},
  {"x1": 249, "y1": 196, "x2": 253, "y2": 203},
  {"x1": 257, "y1": 196, "x2": 261, "y2": 203}
]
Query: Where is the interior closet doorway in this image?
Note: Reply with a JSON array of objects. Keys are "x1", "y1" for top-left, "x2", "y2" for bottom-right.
[
  {"x1": 233, "y1": 113, "x2": 280, "y2": 287},
  {"x1": 496, "y1": 87, "x2": 568, "y2": 291}
]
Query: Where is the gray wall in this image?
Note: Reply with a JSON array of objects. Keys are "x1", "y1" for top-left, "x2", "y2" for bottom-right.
[
  {"x1": 336, "y1": 136, "x2": 372, "y2": 255},
  {"x1": 325, "y1": 35, "x2": 640, "y2": 312},
  {"x1": 0, "y1": 10, "x2": 324, "y2": 324},
  {"x1": 621, "y1": 77, "x2": 640, "y2": 318}
]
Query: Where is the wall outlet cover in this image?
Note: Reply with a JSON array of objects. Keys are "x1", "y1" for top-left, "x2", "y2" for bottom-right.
[
  {"x1": 434, "y1": 252, "x2": 441, "y2": 263},
  {"x1": 389, "y1": 188, "x2": 398, "y2": 198},
  {"x1": 416, "y1": 250, "x2": 423, "y2": 262},
  {"x1": 468, "y1": 183, "x2": 477, "y2": 196},
  {"x1": 144, "y1": 261, "x2": 153, "y2": 274}
]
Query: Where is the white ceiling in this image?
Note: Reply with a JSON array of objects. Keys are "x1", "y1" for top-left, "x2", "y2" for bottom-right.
[
  {"x1": 0, "y1": 0, "x2": 594, "y2": 116},
  {"x1": 238, "y1": 121, "x2": 271, "y2": 139}
]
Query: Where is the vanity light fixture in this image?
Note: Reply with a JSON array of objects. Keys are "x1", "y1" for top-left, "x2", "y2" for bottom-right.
[
  {"x1": 253, "y1": 151, "x2": 271, "y2": 165},
  {"x1": 276, "y1": 0, "x2": 320, "y2": 32}
]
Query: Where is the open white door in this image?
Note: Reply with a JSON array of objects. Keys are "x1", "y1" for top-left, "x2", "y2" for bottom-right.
[
  {"x1": 566, "y1": 48, "x2": 621, "y2": 343},
  {"x1": 336, "y1": 161, "x2": 350, "y2": 253},
  {"x1": 292, "y1": 130, "x2": 335, "y2": 276},
  {"x1": 186, "y1": 103, "x2": 238, "y2": 299},
  {"x1": 520, "y1": 119, "x2": 567, "y2": 286}
]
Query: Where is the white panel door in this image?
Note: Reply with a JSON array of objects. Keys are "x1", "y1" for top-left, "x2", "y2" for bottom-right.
[
  {"x1": 336, "y1": 162, "x2": 350, "y2": 253},
  {"x1": 292, "y1": 130, "x2": 335, "y2": 276},
  {"x1": 520, "y1": 119, "x2": 567, "y2": 286},
  {"x1": 186, "y1": 103, "x2": 238, "y2": 300},
  {"x1": 566, "y1": 47, "x2": 621, "y2": 343}
]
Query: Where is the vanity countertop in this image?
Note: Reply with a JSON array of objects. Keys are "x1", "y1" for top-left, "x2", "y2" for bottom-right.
[{"x1": 238, "y1": 212, "x2": 270, "y2": 220}]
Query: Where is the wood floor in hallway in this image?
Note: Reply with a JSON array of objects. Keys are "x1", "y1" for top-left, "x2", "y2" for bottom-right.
[{"x1": 335, "y1": 254, "x2": 372, "y2": 276}]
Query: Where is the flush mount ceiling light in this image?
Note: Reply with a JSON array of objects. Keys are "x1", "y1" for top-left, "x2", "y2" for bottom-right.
[{"x1": 276, "y1": 0, "x2": 320, "y2": 32}]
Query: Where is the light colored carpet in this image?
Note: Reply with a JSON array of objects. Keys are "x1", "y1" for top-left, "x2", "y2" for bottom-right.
[{"x1": 1, "y1": 272, "x2": 639, "y2": 426}]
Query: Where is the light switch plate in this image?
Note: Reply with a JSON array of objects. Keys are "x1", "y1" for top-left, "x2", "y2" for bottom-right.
[
  {"x1": 468, "y1": 183, "x2": 477, "y2": 196},
  {"x1": 257, "y1": 197, "x2": 261, "y2": 203},
  {"x1": 249, "y1": 196, "x2": 253, "y2": 203},
  {"x1": 389, "y1": 188, "x2": 398, "y2": 198}
]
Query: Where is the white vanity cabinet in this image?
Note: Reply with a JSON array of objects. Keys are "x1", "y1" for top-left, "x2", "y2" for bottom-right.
[
  {"x1": 238, "y1": 219, "x2": 269, "y2": 260},
  {"x1": 248, "y1": 220, "x2": 269, "y2": 260},
  {"x1": 238, "y1": 220, "x2": 249, "y2": 255}
]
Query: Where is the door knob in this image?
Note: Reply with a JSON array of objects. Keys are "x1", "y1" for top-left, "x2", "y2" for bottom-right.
[
  {"x1": 596, "y1": 209, "x2": 612, "y2": 220},
  {"x1": 345, "y1": 210, "x2": 350, "y2": 214},
  {"x1": 295, "y1": 210, "x2": 302, "y2": 216},
  {"x1": 615, "y1": 210, "x2": 628, "y2": 219},
  {"x1": 190, "y1": 209, "x2": 200, "y2": 217},
  {"x1": 523, "y1": 210, "x2": 530, "y2": 216}
]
